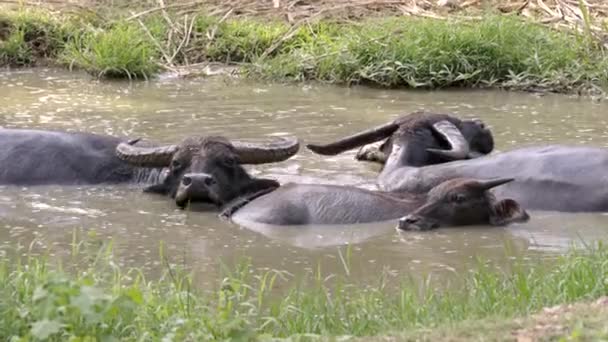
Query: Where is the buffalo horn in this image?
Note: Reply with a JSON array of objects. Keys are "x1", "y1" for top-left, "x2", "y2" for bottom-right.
[
  {"x1": 426, "y1": 120, "x2": 470, "y2": 160},
  {"x1": 476, "y1": 178, "x2": 515, "y2": 190},
  {"x1": 232, "y1": 136, "x2": 300, "y2": 164},
  {"x1": 116, "y1": 142, "x2": 179, "y2": 167},
  {"x1": 305, "y1": 122, "x2": 399, "y2": 155}
]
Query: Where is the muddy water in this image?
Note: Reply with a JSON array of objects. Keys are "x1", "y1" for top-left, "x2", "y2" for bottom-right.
[{"x1": 1, "y1": 68, "x2": 608, "y2": 288}]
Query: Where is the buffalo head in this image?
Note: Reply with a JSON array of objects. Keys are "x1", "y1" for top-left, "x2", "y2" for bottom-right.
[
  {"x1": 398, "y1": 178, "x2": 529, "y2": 231},
  {"x1": 115, "y1": 135, "x2": 299, "y2": 207},
  {"x1": 306, "y1": 111, "x2": 494, "y2": 168}
]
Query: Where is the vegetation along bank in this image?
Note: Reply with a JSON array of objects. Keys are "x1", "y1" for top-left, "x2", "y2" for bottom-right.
[
  {"x1": 0, "y1": 1, "x2": 607, "y2": 95},
  {"x1": 1, "y1": 234, "x2": 608, "y2": 340}
]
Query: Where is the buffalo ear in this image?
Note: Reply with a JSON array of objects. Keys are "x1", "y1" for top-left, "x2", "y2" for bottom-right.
[
  {"x1": 489, "y1": 199, "x2": 530, "y2": 226},
  {"x1": 143, "y1": 183, "x2": 169, "y2": 195}
]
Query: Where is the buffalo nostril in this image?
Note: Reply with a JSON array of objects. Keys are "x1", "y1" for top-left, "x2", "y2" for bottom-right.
[
  {"x1": 182, "y1": 176, "x2": 192, "y2": 186},
  {"x1": 203, "y1": 176, "x2": 216, "y2": 186}
]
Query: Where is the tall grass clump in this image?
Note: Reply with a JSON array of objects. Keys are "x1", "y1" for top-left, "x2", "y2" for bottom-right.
[
  {"x1": 1, "y1": 233, "x2": 608, "y2": 340},
  {"x1": 201, "y1": 18, "x2": 289, "y2": 63},
  {"x1": 0, "y1": 9, "x2": 67, "y2": 66},
  {"x1": 61, "y1": 21, "x2": 159, "y2": 79}
]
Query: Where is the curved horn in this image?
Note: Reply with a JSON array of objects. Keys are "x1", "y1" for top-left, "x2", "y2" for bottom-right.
[
  {"x1": 426, "y1": 120, "x2": 470, "y2": 160},
  {"x1": 116, "y1": 141, "x2": 178, "y2": 167},
  {"x1": 476, "y1": 178, "x2": 515, "y2": 190},
  {"x1": 232, "y1": 136, "x2": 300, "y2": 164},
  {"x1": 305, "y1": 122, "x2": 398, "y2": 156}
]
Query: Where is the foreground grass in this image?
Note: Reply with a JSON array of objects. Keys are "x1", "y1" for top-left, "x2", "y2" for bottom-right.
[
  {"x1": 356, "y1": 298, "x2": 608, "y2": 341},
  {"x1": 1, "y1": 5, "x2": 607, "y2": 93},
  {"x1": 1, "y1": 234, "x2": 608, "y2": 341}
]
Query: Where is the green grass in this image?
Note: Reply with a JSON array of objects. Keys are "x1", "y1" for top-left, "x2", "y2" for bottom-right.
[
  {"x1": 1, "y1": 231, "x2": 608, "y2": 341},
  {"x1": 61, "y1": 21, "x2": 159, "y2": 79},
  {"x1": 1, "y1": 6, "x2": 608, "y2": 92},
  {"x1": 355, "y1": 301, "x2": 608, "y2": 341},
  {"x1": 0, "y1": 9, "x2": 68, "y2": 66},
  {"x1": 251, "y1": 15, "x2": 608, "y2": 93}
]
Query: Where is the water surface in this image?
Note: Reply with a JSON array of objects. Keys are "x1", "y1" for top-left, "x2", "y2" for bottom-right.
[{"x1": 1, "y1": 68, "x2": 607, "y2": 287}]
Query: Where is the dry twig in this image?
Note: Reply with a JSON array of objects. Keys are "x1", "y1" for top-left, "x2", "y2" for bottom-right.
[{"x1": 125, "y1": 1, "x2": 204, "y2": 21}]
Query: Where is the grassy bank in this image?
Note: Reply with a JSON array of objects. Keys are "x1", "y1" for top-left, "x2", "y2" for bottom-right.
[
  {"x1": 1, "y1": 3, "x2": 607, "y2": 94},
  {"x1": 357, "y1": 297, "x2": 608, "y2": 341},
  {"x1": 1, "y1": 234, "x2": 608, "y2": 341}
]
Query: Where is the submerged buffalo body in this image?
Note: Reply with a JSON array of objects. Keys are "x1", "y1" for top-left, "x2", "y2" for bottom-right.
[
  {"x1": 0, "y1": 129, "x2": 300, "y2": 206},
  {"x1": 379, "y1": 145, "x2": 608, "y2": 213},
  {"x1": 225, "y1": 177, "x2": 529, "y2": 230},
  {"x1": 0, "y1": 129, "x2": 153, "y2": 185}
]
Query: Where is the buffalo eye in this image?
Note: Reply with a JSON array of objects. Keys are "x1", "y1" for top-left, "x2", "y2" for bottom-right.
[
  {"x1": 451, "y1": 193, "x2": 467, "y2": 203},
  {"x1": 171, "y1": 160, "x2": 182, "y2": 170},
  {"x1": 222, "y1": 156, "x2": 238, "y2": 167}
]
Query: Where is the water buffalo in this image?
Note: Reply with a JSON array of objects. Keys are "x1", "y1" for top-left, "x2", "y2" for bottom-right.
[
  {"x1": 306, "y1": 112, "x2": 608, "y2": 213},
  {"x1": 0, "y1": 130, "x2": 299, "y2": 205},
  {"x1": 377, "y1": 144, "x2": 608, "y2": 213},
  {"x1": 219, "y1": 177, "x2": 529, "y2": 230},
  {"x1": 306, "y1": 111, "x2": 494, "y2": 168},
  {"x1": 0, "y1": 129, "x2": 152, "y2": 185}
]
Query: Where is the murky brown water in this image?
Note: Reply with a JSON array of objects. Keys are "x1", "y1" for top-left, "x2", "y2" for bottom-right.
[{"x1": 1, "y1": 68, "x2": 608, "y2": 288}]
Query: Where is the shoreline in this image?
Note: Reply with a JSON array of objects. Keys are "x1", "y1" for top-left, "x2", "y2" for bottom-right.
[{"x1": 1, "y1": 3, "x2": 607, "y2": 98}]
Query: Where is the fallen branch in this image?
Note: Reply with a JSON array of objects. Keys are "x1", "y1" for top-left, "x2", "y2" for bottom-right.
[
  {"x1": 158, "y1": 0, "x2": 179, "y2": 33},
  {"x1": 205, "y1": 8, "x2": 234, "y2": 51},
  {"x1": 169, "y1": 14, "x2": 197, "y2": 65},
  {"x1": 126, "y1": 1, "x2": 204, "y2": 21}
]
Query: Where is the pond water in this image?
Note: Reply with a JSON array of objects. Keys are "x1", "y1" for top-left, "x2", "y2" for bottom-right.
[{"x1": 1, "y1": 68, "x2": 608, "y2": 288}]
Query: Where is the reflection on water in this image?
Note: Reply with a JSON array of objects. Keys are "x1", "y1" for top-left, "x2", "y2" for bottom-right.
[{"x1": 1, "y1": 68, "x2": 608, "y2": 287}]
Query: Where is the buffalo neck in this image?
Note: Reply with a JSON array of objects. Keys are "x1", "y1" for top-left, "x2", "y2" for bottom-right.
[
  {"x1": 377, "y1": 189, "x2": 428, "y2": 210},
  {"x1": 220, "y1": 186, "x2": 279, "y2": 219}
]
